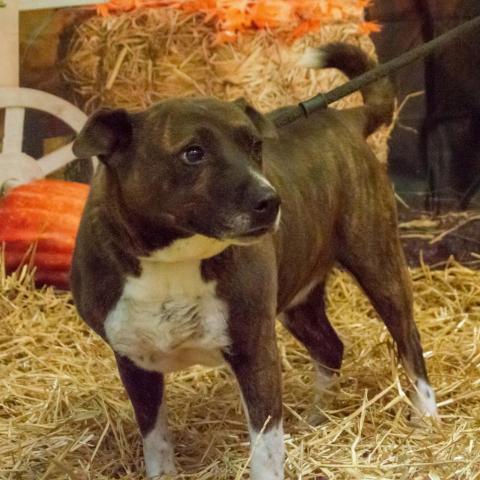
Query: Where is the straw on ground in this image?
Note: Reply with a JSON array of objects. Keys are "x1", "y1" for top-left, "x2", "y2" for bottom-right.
[{"x1": 1, "y1": 259, "x2": 479, "y2": 479}]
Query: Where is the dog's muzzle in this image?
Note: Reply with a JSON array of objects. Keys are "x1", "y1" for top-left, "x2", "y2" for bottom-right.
[
  {"x1": 229, "y1": 186, "x2": 281, "y2": 240},
  {"x1": 247, "y1": 188, "x2": 280, "y2": 233}
]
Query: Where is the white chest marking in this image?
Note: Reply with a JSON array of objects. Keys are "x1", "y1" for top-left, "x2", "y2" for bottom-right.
[
  {"x1": 147, "y1": 234, "x2": 231, "y2": 263},
  {"x1": 105, "y1": 255, "x2": 230, "y2": 373}
]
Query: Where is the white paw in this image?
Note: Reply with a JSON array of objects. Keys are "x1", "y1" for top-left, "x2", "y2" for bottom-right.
[
  {"x1": 145, "y1": 448, "x2": 177, "y2": 479},
  {"x1": 305, "y1": 407, "x2": 329, "y2": 427},
  {"x1": 250, "y1": 423, "x2": 284, "y2": 480},
  {"x1": 313, "y1": 365, "x2": 336, "y2": 393},
  {"x1": 410, "y1": 378, "x2": 438, "y2": 419},
  {"x1": 144, "y1": 421, "x2": 177, "y2": 478}
]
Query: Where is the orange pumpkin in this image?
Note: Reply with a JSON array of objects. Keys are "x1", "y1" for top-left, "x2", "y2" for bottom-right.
[{"x1": 0, "y1": 180, "x2": 89, "y2": 289}]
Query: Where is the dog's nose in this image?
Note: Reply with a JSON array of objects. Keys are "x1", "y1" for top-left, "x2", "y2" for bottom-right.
[
  {"x1": 251, "y1": 189, "x2": 281, "y2": 224},
  {"x1": 253, "y1": 191, "x2": 280, "y2": 214}
]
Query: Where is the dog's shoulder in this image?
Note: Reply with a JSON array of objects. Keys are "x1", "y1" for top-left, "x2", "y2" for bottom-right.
[{"x1": 70, "y1": 182, "x2": 139, "y2": 336}]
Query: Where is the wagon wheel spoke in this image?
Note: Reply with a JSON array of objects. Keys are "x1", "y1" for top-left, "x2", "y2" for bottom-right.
[
  {"x1": 0, "y1": 87, "x2": 94, "y2": 185},
  {"x1": 2, "y1": 107, "x2": 25, "y2": 153},
  {"x1": 36, "y1": 141, "x2": 78, "y2": 176},
  {"x1": 36, "y1": 142, "x2": 98, "y2": 177}
]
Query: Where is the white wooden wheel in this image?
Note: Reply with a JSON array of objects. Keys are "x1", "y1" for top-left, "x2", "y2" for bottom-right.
[{"x1": 0, "y1": 86, "x2": 94, "y2": 191}]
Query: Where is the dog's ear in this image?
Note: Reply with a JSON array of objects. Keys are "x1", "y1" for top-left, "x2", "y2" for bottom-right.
[
  {"x1": 233, "y1": 98, "x2": 278, "y2": 139},
  {"x1": 73, "y1": 108, "x2": 133, "y2": 163}
]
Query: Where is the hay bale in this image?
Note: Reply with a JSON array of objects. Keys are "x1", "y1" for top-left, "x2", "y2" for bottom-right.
[
  {"x1": 1, "y1": 259, "x2": 479, "y2": 479},
  {"x1": 62, "y1": 7, "x2": 389, "y2": 162}
]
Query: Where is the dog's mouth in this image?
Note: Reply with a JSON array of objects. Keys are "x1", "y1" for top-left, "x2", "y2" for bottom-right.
[
  {"x1": 224, "y1": 208, "x2": 282, "y2": 245},
  {"x1": 238, "y1": 225, "x2": 272, "y2": 237},
  {"x1": 183, "y1": 208, "x2": 281, "y2": 246},
  {"x1": 227, "y1": 224, "x2": 276, "y2": 245}
]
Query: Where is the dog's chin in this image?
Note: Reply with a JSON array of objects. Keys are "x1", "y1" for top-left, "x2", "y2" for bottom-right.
[
  {"x1": 183, "y1": 220, "x2": 278, "y2": 247},
  {"x1": 225, "y1": 225, "x2": 275, "y2": 246}
]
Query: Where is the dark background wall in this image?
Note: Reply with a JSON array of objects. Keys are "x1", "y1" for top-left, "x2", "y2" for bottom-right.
[{"x1": 366, "y1": 0, "x2": 480, "y2": 211}]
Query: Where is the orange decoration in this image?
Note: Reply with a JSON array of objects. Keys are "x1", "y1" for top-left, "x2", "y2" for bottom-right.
[
  {"x1": 288, "y1": 19, "x2": 322, "y2": 42},
  {"x1": 357, "y1": 20, "x2": 382, "y2": 35},
  {"x1": 213, "y1": 30, "x2": 238, "y2": 45},
  {"x1": 0, "y1": 180, "x2": 89, "y2": 290},
  {"x1": 251, "y1": 0, "x2": 292, "y2": 28},
  {"x1": 95, "y1": 0, "x2": 380, "y2": 42},
  {"x1": 220, "y1": 7, "x2": 252, "y2": 31},
  {"x1": 355, "y1": 0, "x2": 373, "y2": 8}
]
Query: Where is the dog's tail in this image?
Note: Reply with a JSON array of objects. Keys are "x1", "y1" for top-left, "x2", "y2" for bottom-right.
[{"x1": 299, "y1": 42, "x2": 395, "y2": 136}]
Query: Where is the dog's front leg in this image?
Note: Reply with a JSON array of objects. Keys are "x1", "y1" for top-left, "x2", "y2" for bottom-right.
[
  {"x1": 225, "y1": 325, "x2": 284, "y2": 480},
  {"x1": 115, "y1": 354, "x2": 176, "y2": 478}
]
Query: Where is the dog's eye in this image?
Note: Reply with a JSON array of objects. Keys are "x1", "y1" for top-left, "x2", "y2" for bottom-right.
[{"x1": 182, "y1": 145, "x2": 205, "y2": 165}]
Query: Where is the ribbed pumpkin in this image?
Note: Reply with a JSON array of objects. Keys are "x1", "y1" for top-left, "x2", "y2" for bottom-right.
[{"x1": 0, "y1": 180, "x2": 89, "y2": 289}]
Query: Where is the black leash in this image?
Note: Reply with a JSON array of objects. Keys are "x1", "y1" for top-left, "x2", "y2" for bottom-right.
[{"x1": 274, "y1": 14, "x2": 480, "y2": 128}]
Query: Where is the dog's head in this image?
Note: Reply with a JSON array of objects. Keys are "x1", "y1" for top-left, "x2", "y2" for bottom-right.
[{"x1": 73, "y1": 97, "x2": 280, "y2": 246}]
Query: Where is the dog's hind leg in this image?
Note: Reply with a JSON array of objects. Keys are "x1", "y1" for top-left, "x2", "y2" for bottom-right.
[
  {"x1": 337, "y1": 228, "x2": 438, "y2": 418},
  {"x1": 282, "y1": 283, "x2": 344, "y2": 423}
]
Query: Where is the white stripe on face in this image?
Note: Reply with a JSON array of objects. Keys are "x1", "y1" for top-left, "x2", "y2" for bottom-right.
[
  {"x1": 250, "y1": 422, "x2": 285, "y2": 480},
  {"x1": 143, "y1": 403, "x2": 177, "y2": 478},
  {"x1": 273, "y1": 207, "x2": 282, "y2": 231},
  {"x1": 249, "y1": 167, "x2": 275, "y2": 190}
]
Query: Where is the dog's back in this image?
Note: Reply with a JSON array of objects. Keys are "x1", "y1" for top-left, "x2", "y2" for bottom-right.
[{"x1": 265, "y1": 43, "x2": 396, "y2": 312}]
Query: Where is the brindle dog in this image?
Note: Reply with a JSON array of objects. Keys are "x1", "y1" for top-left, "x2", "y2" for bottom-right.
[{"x1": 71, "y1": 43, "x2": 437, "y2": 479}]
